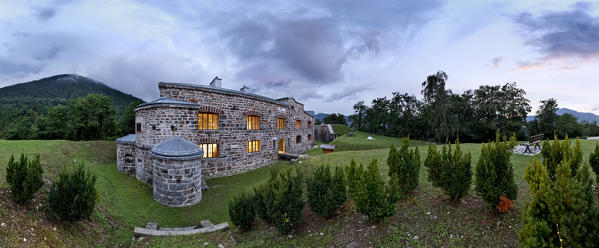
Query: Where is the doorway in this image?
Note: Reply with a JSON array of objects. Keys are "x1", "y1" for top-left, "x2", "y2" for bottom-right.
[{"x1": 278, "y1": 139, "x2": 285, "y2": 154}]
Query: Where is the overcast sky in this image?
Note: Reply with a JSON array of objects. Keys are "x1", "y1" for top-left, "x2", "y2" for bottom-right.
[{"x1": 1, "y1": 0, "x2": 598, "y2": 115}]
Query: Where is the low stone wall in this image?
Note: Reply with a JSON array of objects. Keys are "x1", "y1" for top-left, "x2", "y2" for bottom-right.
[
  {"x1": 152, "y1": 156, "x2": 202, "y2": 207},
  {"x1": 117, "y1": 142, "x2": 136, "y2": 175}
]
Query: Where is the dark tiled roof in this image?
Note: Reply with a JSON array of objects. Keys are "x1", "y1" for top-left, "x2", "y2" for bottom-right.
[
  {"x1": 135, "y1": 98, "x2": 201, "y2": 111},
  {"x1": 150, "y1": 137, "x2": 203, "y2": 159},
  {"x1": 159, "y1": 82, "x2": 290, "y2": 106},
  {"x1": 116, "y1": 134, "x2": 136, "y2": 144},
  {"x1": 305, "y1": 111, "x2": 315, "y2": 117}
]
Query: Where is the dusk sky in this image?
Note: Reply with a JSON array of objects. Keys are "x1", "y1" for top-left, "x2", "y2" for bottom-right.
[{"x1": 1, "y1": 1, "x2": 598, "y2": 115}]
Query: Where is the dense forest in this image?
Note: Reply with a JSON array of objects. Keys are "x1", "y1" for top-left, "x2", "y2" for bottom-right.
[
  {"x1": 347, "y1": 71, "x2": 599, "y2": 143},
  {"x1": 0, "y1": 74, "x2": 143, "y2": 140}
]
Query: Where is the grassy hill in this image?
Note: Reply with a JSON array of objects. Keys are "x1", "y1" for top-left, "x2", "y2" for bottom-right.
[
  {"x1": 1, "y1": 136, "x2": 598, "y2": 247},
  {"x1": 0, "y1": 74, "x2": 142, "y2": 114}
]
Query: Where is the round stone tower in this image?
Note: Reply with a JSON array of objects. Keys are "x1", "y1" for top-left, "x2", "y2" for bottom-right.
[{"x1": 150, "y1": 137, "x2": 203, "y2": 207}]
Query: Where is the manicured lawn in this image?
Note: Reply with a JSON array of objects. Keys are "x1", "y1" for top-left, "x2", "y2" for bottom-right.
[{"x1": 1, "y1": 137, "x2": 598, "y2": 247}]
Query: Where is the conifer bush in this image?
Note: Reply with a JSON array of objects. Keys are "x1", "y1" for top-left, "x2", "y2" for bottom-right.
[
  {"x1": 5, "y1": 154, "x2": 44, "y2": 204},
  {"x1": 424, "y1": 140, "x2": 472, "y2": 202},
  {"x1": 355, "y1": 159, "x2": 398, "y2": 222},
  {"x1": 345, "y1": 158, "x2": 364, "y2": 199},
  {"x1": 306, "y1": 165, "x2": 346, "y2": 218},
  {"x1": 387, "y1": 138, "x2": 420, "y2": 195},
  {"x1": 520, "y1": 158, "x2": 599, "y2": 247},
  {"x1": 48, "y1": 165, "x2": 98, "y2": 222},
  {"x1": 228, "y1": 192, "x2": 256, "y2": 231},
  {"x1": 588, "y1": 144, "x2": 599, "y2": 179},
  {"x1": 474, "y1": 134, "x2": 518, "y2": 209},
  {"x1": 253, "y1": 167, "x2": 304, "y2": 234},
  {"x1": 541, "y1": 135, "x2": 583, "y2": 178}
]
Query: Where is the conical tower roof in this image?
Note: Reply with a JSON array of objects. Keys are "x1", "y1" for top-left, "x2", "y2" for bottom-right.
[{"x1": 150, "y1": 137, "x2": 203, "y2": 159}]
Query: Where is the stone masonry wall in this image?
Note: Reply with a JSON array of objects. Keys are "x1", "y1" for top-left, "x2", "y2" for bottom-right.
[
  {"x1": 116, "y1": 142, "x2": 135, "y2": 175},
  {"x1": 152, "y1": 156, "x2": 202, "y2": 207},
  {"x1": 132, "y1": 83, "x2": 315, "y2": 178}
]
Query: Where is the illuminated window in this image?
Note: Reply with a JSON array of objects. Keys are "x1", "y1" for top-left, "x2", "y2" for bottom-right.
[
  {"x1": 247, "y1": 140, "x2": 261, "y2": 153},
  {"x1": 277, "y1": 118, "x2": 285, "y2": 129},
  {"x1": 199, "y1": 143, "x2": 218, "y2": 158},
  {"x1": 296, "y1": 120, "x2": 301, "y2": 129},
  {"x1": 198, "y1": 113, "x2": 218, "y2": 130},
  {"x1": 247, "y1": 115, "x2": 260, "y2": 130}
]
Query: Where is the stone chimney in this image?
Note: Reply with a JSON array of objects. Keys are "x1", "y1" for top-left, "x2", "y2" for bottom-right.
[
  {"x1": 210, "y1": 76, "x2": 222, "y2": 88},
  {"x1": 240, "y1": 85, "x2": 249, "y2": 93}
]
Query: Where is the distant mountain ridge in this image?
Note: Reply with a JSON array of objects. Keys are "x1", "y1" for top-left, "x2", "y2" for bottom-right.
[
  {"x1": 526, "y1": 108, "x2": 599, "y2": 123},
  {"x1": 0, "y1": 74, "x2": 142, "y2": 113}
]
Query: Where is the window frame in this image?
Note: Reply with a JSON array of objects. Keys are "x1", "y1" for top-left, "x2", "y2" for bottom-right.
[
  {"x1": 296, "y1": 120, "x2": 301, "y2": 129},
  {"x1": 247, "y1": 140, "x2": 261, "y2": 153},
  {"x1": 277, "y1": 118, "x2": 285, "y2": 130},
  {"x1": 198, "y1": 143, "x2": 219, "y2": 158},
  {"x1": 247, "y1": 115, "x2": 260, "y2": 130},
  {"x1": 198, "y1": 112, "x2": 219, "y2": 130}
]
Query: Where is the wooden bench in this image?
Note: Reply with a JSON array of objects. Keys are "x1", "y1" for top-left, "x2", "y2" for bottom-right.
[{"x1": 523, "y1": 134, "x2": 544, "y2": 154}]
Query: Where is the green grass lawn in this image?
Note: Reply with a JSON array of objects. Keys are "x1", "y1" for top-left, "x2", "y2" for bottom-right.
[
  {"x1": 330, "y1": 129, "x2": 426, "y2": 151},
  {"x1": 1, "y1": 137, "x2": 598, "y2": 247}
]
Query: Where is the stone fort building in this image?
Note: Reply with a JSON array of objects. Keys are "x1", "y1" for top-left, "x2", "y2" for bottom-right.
[{"x1": 116, "y1": 77, "x2": 315, "y2": 206}]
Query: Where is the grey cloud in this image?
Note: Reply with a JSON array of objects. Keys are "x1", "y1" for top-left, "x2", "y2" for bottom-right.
[
  {"x1": 325, "y1": 85, "x2": 371, "y2": 101},
  {"x1": 514, "y1": 2, "x2": 599, "y2": 59},
  {"x1": 491, "y1": 57, "x2": 504, "y2": 68},
  {"x1": 37, "y1": 7, "x2": 56, "y2": 21}
]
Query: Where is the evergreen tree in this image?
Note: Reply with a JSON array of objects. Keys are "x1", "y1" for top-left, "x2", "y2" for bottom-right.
[
  {"x1": 520, "y1": 158, "x2": 599, "y2": 247},
  {"x1": 5, "y1": 154, "x2": 44, "y2": 204},
  {"x1": 306, "y1": 165, "x2": 347, "y2": 218},
  {"x1": 541, "y1": 135, "x2": 583, "y2": 179},
  {"x1": 474, "y1": 134, "x2": 518, "y2": 209},
  {"x1": 355, "y1": 159, "x2": 398, "y2": 222},
  {"x1": 345, "y1": 158, "x2": 364, "y2": 199},
  {"x1": 228, "y1": 192, "x2": 256, "y2": 231},
  {"x1": 590, "y1": 144, "x2": 599, "y2": 180},
  {"x1": 387, "y1": 138, "x2": 420, "y2": 195},
  {"x1": 48, "y1": 165, "x2": 97, "y2": 222},
  {"x1": 424, "y1": 140, "x2": 472, "y2": 202}
]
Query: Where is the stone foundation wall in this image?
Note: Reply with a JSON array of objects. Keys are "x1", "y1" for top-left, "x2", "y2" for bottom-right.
[
  {"x1": 116, "y1": 142, "x2": 136, "y2": 175},
  {"x1": 152, "y1": 156, "x2": 202, "y2": 207},
  {"x1": 135, "y1": 145, "x2": 153, "y2": 184}
]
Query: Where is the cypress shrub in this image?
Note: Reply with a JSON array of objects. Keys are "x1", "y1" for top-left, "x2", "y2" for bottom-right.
[
  {"x1": 306, "y1": 165, "x2": 347, "y2": 218},
  {"x1": 541, "y1": 135, "x2": 583, "y2": 179},
  {"x1": 345, "y1": 158, "x2": 364, "y2": 199},
  {"x1": 228, "y1": 192, "x2": 256, "y2": 231},
  {"x1": 253, "y1": 167, "x2": 304, "y2": 234},
  {"x1": 5, "y1": 154, "x2": 44, "y2": 204},
  {"x1": 590, "y1": 144, "x2": 599, "y2": 180},
  {"x1": 520, "y1": 158, "x2": 599, "y2": 247},
  {"x1": 48, "y1": 165, "x2": 98, "y2": 222},
  {"x1": 474, "y1": 134, "x2": 518, "y2": 209},
  {"x1": 387, "y1": 138, "x2": 420, "y2": 195},
  {"x1": 424, "y1": 140, "x2": 472, "y2": 202},
  {"x1": 355, "y1": 159, "x2": 398, "y2": 222}
]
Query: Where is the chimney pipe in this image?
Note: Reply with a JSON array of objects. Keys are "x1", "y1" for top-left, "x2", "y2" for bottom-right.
[
  {"x1": 210, "y1": 76, "x2": 222, "y2": 88},
  {"x1": 240, "y1": 85, "x2": 249, "y2": 93}
]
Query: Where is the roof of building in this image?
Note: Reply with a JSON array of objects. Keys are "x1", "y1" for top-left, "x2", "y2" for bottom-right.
[
  {"x1": 150, "y1": 137, "x2": 204, "y2": 159},
  {"x1": 320, "y1": 144, "x2": 336, "y2": 149},
  {"x1": 159, "y1": 82, "x2": 290, "y2": 107},
  {"x1": 135, "y1": 98, "x2": 201, "y2": 111},
  {"x1": 116, "y1": 134, "x2": 136, "y2": 144},
  {"x1": 305, "y1": 111, "x2": 315, "y2": 117}
]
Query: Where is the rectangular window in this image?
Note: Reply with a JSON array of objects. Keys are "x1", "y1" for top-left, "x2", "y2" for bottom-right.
[
  {"x1": 199, "y1": 143, "x2": 218, "y2": 158},
  {"x1": 247, "y1": 115, "x2": 260, "y2": 130},
  {"x1": 296, "y1": 135, "x2": 302, "y2": 143},
  {"x1": 136, "y1": 123, "x2": 142, "y2": 132},
  {"x1": 247, "y1": 140, "x2": 260, "y2": 153},
  {"x1": 198, "y1": 113, "x2": 218, "y2": 130},
  {"x1": 296, "y1": 120, "x2": 301, "y2": 129},
  {"x1": 277, "y1": 118, "x2": 285, "y2": 129}
]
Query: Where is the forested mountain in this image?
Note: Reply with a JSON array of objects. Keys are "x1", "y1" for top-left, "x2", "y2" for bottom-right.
[
  {"x1": 0, "y1": 74, "x2": 143, "y2": 139},
  {"x1": 0, "y1": 74, "x2": 141, "y2": 114}
]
